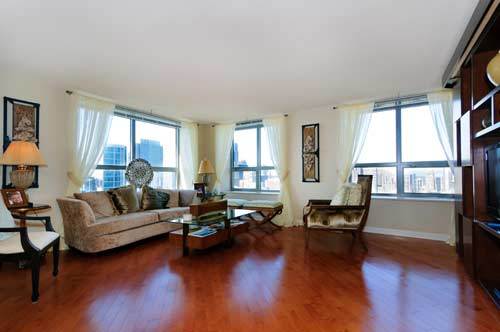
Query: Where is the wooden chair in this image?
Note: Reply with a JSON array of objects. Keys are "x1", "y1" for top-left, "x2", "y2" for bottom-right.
[
  {"x1": 0, "y1": 214, "x2": 60, "y2": 302},
  {"x1": 303, "y1": 175, "x2": 373, "y2": 251}
]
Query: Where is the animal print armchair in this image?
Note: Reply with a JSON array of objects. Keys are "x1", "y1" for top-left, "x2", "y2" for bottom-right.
[{"x1": 303, "y1": 175, "x2": 373, "y2": 251}]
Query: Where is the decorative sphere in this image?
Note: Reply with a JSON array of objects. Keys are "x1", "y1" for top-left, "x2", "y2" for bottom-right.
[{"x1": 486, "y1": 51, "x2": 500, "y2": 86}]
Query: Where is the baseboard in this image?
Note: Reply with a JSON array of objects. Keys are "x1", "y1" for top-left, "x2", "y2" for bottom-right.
[{"x1": 364, "y1": 226, "x2": 449, "y2": 242}]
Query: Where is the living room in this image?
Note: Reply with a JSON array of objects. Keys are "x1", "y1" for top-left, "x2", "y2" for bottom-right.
[{"x1": 0, "y1": 1, "x2": 499, "y2": 331}]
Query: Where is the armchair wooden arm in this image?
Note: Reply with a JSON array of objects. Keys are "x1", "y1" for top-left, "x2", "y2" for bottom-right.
[{"x1": 12, "y1": 215, "x2": 55, "y2": 232}]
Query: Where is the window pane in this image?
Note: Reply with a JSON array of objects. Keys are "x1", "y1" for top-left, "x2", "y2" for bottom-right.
[
  {"x1": 404, "y1": 168, "x2": 454, "y2": 194},
  {"x1": 136, "y1": 121, "x2": 177, "y2": 168},
  {"x1": 232, "y1": 171, "x2": 256, "y2": 190},
  {"x1": 352, "y1": 167, "x2": 397, "y2": 194},
  {"x1": 150, "y1": 172, "x2": 176, "y2": 189},
  {"x1": 261, "y1": 127, "x2": 274, "y2": 167},
  {"x1": 402, "y1": 105, "x2": 446, "y2": 162},
  {"x1": 260, "y1": 169, "x2": 280, "y2": 191},
  {"x1": 100, "y1": 116, "x2": 131, "y2": 165},
  {"x1": 357, "y1": 110, "x2": 396, "y2": 163},
  {"x1": 233, "y1": 128, "x2": 257, "y2": 167},
  {"x1": 83, "y1": 169, "x2": 127, "y2": 191}
]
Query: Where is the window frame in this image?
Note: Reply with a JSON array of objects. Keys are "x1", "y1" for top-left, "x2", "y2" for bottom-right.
[
  {"x1": 94, "y1": 109, "x2": 180, "y2": 189},
  {"x1": 230, "y1": 122, "x2": 278, "y2": 192},
  {"x1": 354, "y1": 97, "x2": 455, "y2": 199}
]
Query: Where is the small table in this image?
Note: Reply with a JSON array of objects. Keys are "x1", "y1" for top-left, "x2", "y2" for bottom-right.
[
  {"x1": 9, "y1": 204, "x2": 52, "y2": 227},
  {"x1": 165, "y1": 208, "x2": 253, "y2": 256}
]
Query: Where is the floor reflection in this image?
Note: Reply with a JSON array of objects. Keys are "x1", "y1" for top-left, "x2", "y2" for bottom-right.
[{"x1": 230, "y1": 254, "x2": 285, "y2": 310}]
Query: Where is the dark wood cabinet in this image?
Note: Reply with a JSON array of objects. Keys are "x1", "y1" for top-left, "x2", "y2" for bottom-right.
[{"x1": 450, "y1": 2, "x2": 500, "y2": 308}]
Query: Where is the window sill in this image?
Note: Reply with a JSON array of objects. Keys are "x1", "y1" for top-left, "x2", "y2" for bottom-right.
[
  {"x1": 226, "y1": 191, "x2": 280, "y2": 195},
  {"x1": 372, "y1": 195, "x2": 456, "y2": 203}
]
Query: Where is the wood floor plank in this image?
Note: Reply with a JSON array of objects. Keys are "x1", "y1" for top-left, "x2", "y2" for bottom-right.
[{"x1": 0, "y1": 229, "x2": 498, "y2": 332}]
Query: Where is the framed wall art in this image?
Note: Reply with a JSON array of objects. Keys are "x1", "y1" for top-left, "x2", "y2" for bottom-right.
[
  {"x1": 302, "y1": 123, "x2": 319, "y2": 182},
  {"x1": 3, "y1": 97, "x2": 40, "y2": 189}
]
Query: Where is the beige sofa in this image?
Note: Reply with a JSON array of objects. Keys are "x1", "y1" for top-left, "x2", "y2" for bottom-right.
[{"x1": 57, "y1": 189, "x2": 197, "y2": 253}]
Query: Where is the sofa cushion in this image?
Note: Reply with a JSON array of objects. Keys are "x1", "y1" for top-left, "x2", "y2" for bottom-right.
[
  {"x1": 158, "y1": 189, "x2": 179, "y2": 208},
  {"x1": 108, "y1": 185, "x2": 140, "y2": 214},
  {"x1": 242, "y1": 200, "x2": 283, "y2": 209},
  {"x1": 179, "y1": 190, "x2": 197, "y2": 207},
  {"x1": 150, "y1": 207, "x2": 189, "y2": 221},
  {"x1": 141, "y1": 186, "x2": 170, "y2": 210},
  {"x1": 89, "y1": 211, "x2": 159, "y2": 236},
  {"x1": 74, "y1": 191, "x2": 117, "y2": 218},
  {"x1": 227, "y1": 199, "x2": 247, "y2": 208}
]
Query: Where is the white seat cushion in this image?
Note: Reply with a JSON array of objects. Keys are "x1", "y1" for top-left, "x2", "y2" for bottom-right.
[
  {"x1": 0, "y1": 231, "x2": 59, "y2": 254},
  {"x1": 0, "y1": 198, "x2": 15, "y2": 241}
]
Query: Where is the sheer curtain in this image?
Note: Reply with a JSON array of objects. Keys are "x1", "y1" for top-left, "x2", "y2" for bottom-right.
[
  {"x1": 66, "y1": 94, "x2": 115, "y2": 195},
  {"x1": 263, "y1": 116, "x2": 295, "y2": 226},
  {"x1": 214, "y1": 123, "x2": 235, "y2": 192},
  {"x1": 428, "y1": 90, "x2": 456, "y2": 245},
  {"x1": 179, "y1": 122, "x2": 199, "y2": 189},
  {"x1": 428, "y1": 90, "x2": 455, "y2": 174},
  {"x1": 335, "y1": 102, "x2": 374, "y2": 188}
]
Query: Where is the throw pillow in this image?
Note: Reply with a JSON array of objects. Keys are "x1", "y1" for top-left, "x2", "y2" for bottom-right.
[
  {"x1": 0, "y1": 198, "x2": 15, "y2": 240},
  {"x1": 108, "y1": 185, "x2": 140, "y2": 214},
  {"x1": 74, "y1": 191, "x2": 117, "y2": 218},
  {"x1": 141, "y1": 186, "x2": 170, "y2": 210},
  {"x1": 346, "y1": 183, "x2": 364, "y2": 206},
  {"x1": 330, "y1": 185, "x2": 349, "y2": 206},
  {"x1": 160, "y1": 189, "x2": 179, "y2": 208}
]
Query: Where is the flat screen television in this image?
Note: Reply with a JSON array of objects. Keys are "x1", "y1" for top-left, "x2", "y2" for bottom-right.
[{"x1": 486, "y1": 143, "x2": 500, "y2": 220}]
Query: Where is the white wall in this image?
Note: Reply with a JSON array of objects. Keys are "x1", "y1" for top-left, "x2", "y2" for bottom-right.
[{"x1": 0, "y1": 68, "x2": 70, "y2": 235}]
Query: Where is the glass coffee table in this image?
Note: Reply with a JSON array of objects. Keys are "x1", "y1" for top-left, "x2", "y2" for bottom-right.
[{"x1": 165, "y1": 209, "x2": 254, "y2": 256}]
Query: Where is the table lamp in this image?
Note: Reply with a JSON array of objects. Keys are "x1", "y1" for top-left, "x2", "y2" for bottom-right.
[
  {"x1": 0, "y1": 141, "x2": 47, "y2": 189},
  {"x1": 198, "y1": 158, "x2": 215, "y2": 186}
]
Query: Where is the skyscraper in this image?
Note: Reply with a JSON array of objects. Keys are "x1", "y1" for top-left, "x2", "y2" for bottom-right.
[
  {"x1": 136, "y1": 139, "x2": 163, "y2": 166},
  {"x1": 136, "y1": 139, "x2": 164, "y2": 187},
  {"x1": 103, "y1": 144, "x2": 127, "y2": 189}
]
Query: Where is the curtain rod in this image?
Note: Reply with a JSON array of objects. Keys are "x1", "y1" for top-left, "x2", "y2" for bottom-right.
[
  {"x1": 330, "y1": 91, "x2": 437, "y2": 110},
  {"x1": 66, "y1": 89, "x2": 184, "y2": 125}
]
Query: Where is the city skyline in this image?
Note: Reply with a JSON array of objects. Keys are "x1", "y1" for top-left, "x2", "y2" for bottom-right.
[{"x1": 84, "y1": 138, "x2": 170, "y2": 191}]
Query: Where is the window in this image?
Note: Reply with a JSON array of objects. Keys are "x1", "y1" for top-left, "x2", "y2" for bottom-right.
[
  {"x1": 352, "y1": 96, "x2": 455, "y2": 198},
  {"x1": 83, "y1": 110, "x2": 179, "y2": 192},
  {"x1": 231, "y1": 122, "x2": 279, "y2": 192}
]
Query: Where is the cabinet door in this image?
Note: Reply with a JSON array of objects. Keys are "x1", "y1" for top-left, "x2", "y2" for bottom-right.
[
  {"x1": 462, "y1": 217, "x2": 475, "y2": 278},
  {"x1": 460, "y1": 112, "x2": 471, "y2": 166}
]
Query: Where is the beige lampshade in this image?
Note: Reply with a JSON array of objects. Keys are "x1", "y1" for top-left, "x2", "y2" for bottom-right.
[
  {"x1": 0, "y1": 141, "x2": 47, "y2": 166},
  {"x1": 198, "y1": 159, "x2": 215, "y2": 174}
]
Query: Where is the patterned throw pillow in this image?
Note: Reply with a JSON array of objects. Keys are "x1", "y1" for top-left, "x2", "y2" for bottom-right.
[
  {"x1": 74, "y1": 191, "x2": 118, "y2": 218},
  {"x1": 330, "y1": 185, "x2": 349, "y2": 206},
  {"x1": 108, "y1": 185, "x2": 140, "y2": 214},
  {"x1": 141, "y1": 186, "x2": 170, "y2": 210},
  {"x1": 346, "y1": 183, "x2": 363, "y2": 206},
  {"x1": 330, "y1": 183, "x2": 364, "y2": 206}
]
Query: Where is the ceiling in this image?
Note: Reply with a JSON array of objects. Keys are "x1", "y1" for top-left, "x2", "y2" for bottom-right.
[{"x1": 0, "y1": 1, "x2": 478, "y2": 122}]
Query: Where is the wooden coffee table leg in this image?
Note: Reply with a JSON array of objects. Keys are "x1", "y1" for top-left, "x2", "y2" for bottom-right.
[
  {"x1": 182, "y1": 224, "x2": 190, "y2": 256},
  {"x1": 224, "y1": 218, "x2": 233, "y2": 247}
]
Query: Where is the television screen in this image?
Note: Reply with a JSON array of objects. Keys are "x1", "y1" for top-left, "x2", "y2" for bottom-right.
[{"x1": 486, "y1": 144, "x2": 500, "y2": 219}]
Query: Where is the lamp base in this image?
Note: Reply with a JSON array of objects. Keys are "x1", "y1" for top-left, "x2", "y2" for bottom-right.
[{"x1": 10, "y1": 168, "x2": 35, "y2": 189}]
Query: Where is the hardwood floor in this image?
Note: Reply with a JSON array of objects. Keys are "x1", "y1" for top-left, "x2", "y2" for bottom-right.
[{"x1": 0, "y1": 228, "x2": 499, "y2": 332}]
